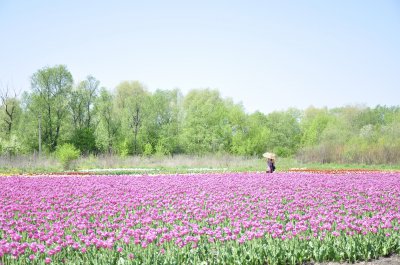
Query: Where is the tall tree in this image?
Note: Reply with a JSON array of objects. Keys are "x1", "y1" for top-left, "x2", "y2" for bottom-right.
[
  {"x1": 0, "y1": 87, "x2": 21, "y2": 137},
  {"x1": 115, "y1": 81, "x2": 150, "y2": 155},
  {"x1": 69, "y1": 76, "x2": 99, "y2": 130},
  {"x1": 265, "y1": 109, "x2": 302, "y2": 157},
  {"x1": 69, "y1": 76, "x2": 99, "y2": 153},
  {"x1": 181, "y1": 89, "x2": 230, "y2": 154},
  {"x1": 143, "y1": 88, "x2": 183, "y2": 155},
  {"x1": 30, "y1": 65, "x2": 73, "y2": 151},
  {"x1": 94, "y1": 88, "x2": 119, "y2": 153},
  {"x1": 231, "y1": 111, "x2": 271, "y2": 156},
  {"x1": 83, "y1": 76, "x2": 99, "y2": 128},
  {"x1": 300, "y1": 107, "x2": 331, "y2": 147}
]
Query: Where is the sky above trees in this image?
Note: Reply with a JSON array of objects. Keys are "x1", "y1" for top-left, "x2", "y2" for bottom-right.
[{"x1": 0, "y1": 0, "x2": 399, "y2": 114}]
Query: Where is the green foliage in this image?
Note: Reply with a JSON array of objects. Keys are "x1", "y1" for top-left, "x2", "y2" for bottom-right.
[
  {"x1": 181, "y1": 89, "x2": 234, "y2": 154},
  {"x1": 273, "y1": 146, "x2": 291, "y2": 157},
  {"x1": 0, "y1": 96, "x2": 22, "y2": 136},
  {"x1": 117, "y1": 139, "x2": 133, "y2": 157},
  {"x1": 56, "y1": 143, "x2": 80, "y2": 170},
  {"x1": 70, "y1": 128, "x2": 97, "y2": 154},
  {"x1": 69, "y1": 77, "x2": 98, "y2": 127},
  {"x1": 231, "y1": 112, "x2": 271, "y2": 156},
  {"x1": 265, "y1": 110, "x2": 301, "y2": 157},
  {"x1": 143, "y1": 143, "x2": 153, "y2": 156},
  {"x1": 143, "y1": 89, "x2": 182, "y2": 155},
  {"x1": 301, "y1": 108, "x2": 331, "y2": 146},
  {"x1": 0, "y1": 135, "x2": 22, "y2": 156},
  {"x1": 155, "y1": 141, "x2": 170, "y2": 157},
  {"x1": 94, "y1": 88, "x2": 119, "y2": 154},
  {"x1": 3, "y1": 64, "x2": 400, "y2": 164},
  {"x1": 29, "y1": 65, "x2": 73, "y2": 151},
  {"x1": 115, "y1": 81, "x2": 151, "y2": 155}
]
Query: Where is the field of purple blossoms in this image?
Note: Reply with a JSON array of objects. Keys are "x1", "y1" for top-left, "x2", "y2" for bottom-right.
[{"x1": 1, "y1": 172, "x2": 400, "y2": 264}]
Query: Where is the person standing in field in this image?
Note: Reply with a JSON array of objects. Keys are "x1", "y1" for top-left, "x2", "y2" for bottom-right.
[
  {"x1": 267, "y1": 158, "x2": 276, "y2": 173},
  {"x1": 263, "y1": 152, "x2": 276, "y2": 173}
]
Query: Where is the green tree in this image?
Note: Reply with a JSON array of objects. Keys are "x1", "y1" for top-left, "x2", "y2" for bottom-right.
[
  {"x1": 69, "y1": 76, "x2": 99, "y2": 153},
  {"x1": 94, "y1": 88, "x2": 119, "y2": 153},
  {"x1": 300, "y1": 107, "x2": 331, "y2": 146},
  {"x1": 56, "y1": 143, "x2": 80, "y2": 170},
  {"x1": 0, "y1": 135, "x2": 22, "y2": 156},
  {"x1": 29, "y1": 65, "x2": 73, "y2": 151},
  {"x1": 180, "y1": 89, "x2": 230, "y2": 154},
  {"x1": 143, "y1": 89, "x2": 182, "y2": 155},
  {"x1": 265, "y1": 109, "x2": 301, "y2": 157},
  {"x1": 115, "y1": 81, "x2": 150, "y2": 155},
  {"x1": 231, "y1": 111, "x2": 271, "y2": 156},
  {"x1": 0, "y1": 88, "x2": 22, "y2": 137}
]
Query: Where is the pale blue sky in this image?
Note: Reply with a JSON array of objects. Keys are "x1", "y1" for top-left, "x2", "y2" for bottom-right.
[{"x1": 1, "y1": 0, "x2": 399, "y2": 114}]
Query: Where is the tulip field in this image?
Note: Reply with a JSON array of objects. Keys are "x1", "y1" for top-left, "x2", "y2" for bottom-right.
[{"x1": 1, "y1": 172, "x2": 400, "y2": 264}]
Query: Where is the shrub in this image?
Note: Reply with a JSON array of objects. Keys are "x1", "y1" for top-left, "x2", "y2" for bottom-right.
[
  {"x1": 155, "y1": 142, "x2": 170, "y2": 157},
  {"x1": 143, "y1": 143, "x2": 153, "y2": 157},
  {"x1": 0, "y1": 135, "x2": 22, "y2": 157},
  {"x1": 273, "y1": 146, "x2": 291, "y2": 158},
  {"x1": 117, "y1": 139, "x2": 133, "y2": 157},
  {"x1": 70, "y1": 128, "x2": 97, "y2": 154},
  {"x1": 56, "y1": 143, "x2": 81, "y2": 170}
]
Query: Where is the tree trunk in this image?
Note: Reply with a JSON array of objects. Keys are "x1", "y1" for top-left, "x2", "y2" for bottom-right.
[
  {"x1": 48, "y1": 105, "x2": 53, "y2": 150},
  {"x1": 38, "y1": 113, "x2": 42, "y2": 156},
  {"x1": 133, "y1": 106, "x2": 140, "y2": 155}
]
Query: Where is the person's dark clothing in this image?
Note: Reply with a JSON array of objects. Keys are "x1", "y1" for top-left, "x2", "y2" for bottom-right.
[{"x1": 267, "y1": 159, "x2": 275, "y2": 173}]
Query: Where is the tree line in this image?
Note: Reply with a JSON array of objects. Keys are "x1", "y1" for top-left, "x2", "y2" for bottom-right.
[{"x1": 1, "y1": 65, "x2": 399, "y2": 164}]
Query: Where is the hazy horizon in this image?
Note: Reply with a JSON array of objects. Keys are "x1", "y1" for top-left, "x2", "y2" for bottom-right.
[{"x1": 1, "y1": 0, "x2": 399, "y2": 114}]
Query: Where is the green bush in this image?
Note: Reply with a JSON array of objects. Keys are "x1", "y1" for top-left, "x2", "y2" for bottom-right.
[
  {"x1": 273, "y1": 146, "x2": 292, "y2": 158},
  {"x1": 117, "y1": 139, "x2": 133, "y2": 157},
  {"x1": 56, "y1": 143, "x2": 81, "y2": 170},
  {"x1": 70, "y1": 128, "x2": 97, "y2": 154},
  {"x1": 0, "y1": 135, "x2": 22, "y2": 156},
  {"x1": 143, "y1": 143, "x2": 153, "y2": 156},
  {"x1": 155, "y1": 142, "x2": 170, "y2": 157}
]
